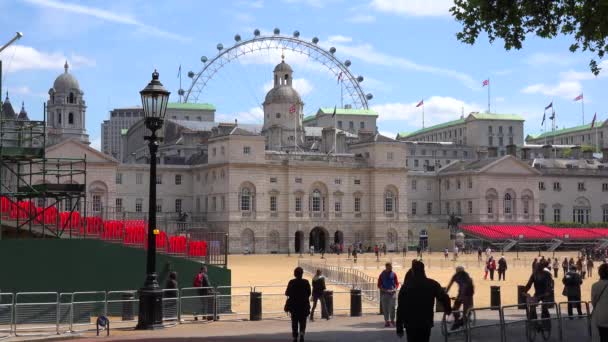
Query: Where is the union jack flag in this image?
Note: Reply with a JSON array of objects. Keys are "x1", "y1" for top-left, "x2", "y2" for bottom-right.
[
  {"x1": 289, "y1": 104, "x2": 296, "y2": 113},
  {"x1": 482, "y1": 79, "x2": 489, "y2": 87}
]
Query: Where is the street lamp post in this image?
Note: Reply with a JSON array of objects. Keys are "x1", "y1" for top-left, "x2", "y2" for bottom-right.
[{"x1": 136, "y1": 70, "x2": 170, "y2": 330}]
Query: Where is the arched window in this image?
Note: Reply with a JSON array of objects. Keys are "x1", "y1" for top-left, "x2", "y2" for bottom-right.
[
  {"x1": 68, "y1": 92, "x2": 74, "y2": 104},
  {"x1": 504, "y1": 193, "x2": 512, "y2": 214},
  {"x1": 68, "y1": 112, "x2": 74, "y2": 124},
  {"x1": 384, "y1": 191, "x2": 394, "y2": 212},
  {"x1": 241, "y1": 188, "x2": 251, "y2": 211},
  {"x1": 57, "y1": 111, "x2": 62, "y2": 124},
  {"x1": 311, "y1": 190, "x2": 321, "y2": 212}
]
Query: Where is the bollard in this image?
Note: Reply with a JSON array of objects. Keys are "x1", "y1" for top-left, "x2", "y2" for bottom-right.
[
  {"x1": 250, "y1": 292, "x2": 262, "y2": 321},
  {"x1": 435, "y1": 287, "x2": 448, "y2": 313},
  {"x1": 350, "y1": 289, "x2": 362, "y2": 317},
  {"x1": 490, "y1": 286, "x2": 501, "y2": 309},
  {"x1": 121, "y1": 293, "x2": 134, "y2": 321},
  {"x1": 323, "y1": 290, "x2": 333, "y2": 318},
  {"x1": 517, "y1": 285, "x2": 526, "y2": 310}
]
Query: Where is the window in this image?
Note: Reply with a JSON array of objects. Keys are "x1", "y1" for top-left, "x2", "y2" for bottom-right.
[
  {"x1": 453, "y1": 150, "x2": 458, "y2": 157},
  {"x1": 553, "y1": 182, "x2": 561, "y2": 191},
  {"x1": 92, "y1": 195, "x2": 102, "y2": 212},
  {"x1": 135, "y1": 198, "x2": 143, "y2": 213},
  {"x1": 554, "y1": 208, "x2": 561, "y2": 222},
  {"x1": 349, "y1": 121, "x2": 354, "y2": 130},
  {"x1": 426, "y1": 202, "x2": 433, "y2": 215},
  {"x1": 421, "y1": 149, "x2": 426, "y2": 156},
  {"x1": 115, "y1": 198, "x2": 123, "y2": 212},
  {"x1": 68, "y1": 112, "x2": 74, "y2": 124},
  {"x1": 57, "y1": 111, "x2": 62, "y2": 124},
  {"x1": 540, "y1": 207, "x2": 545, "y2": 222},
  {"x1": 468, "y1": 201, "x2": 473, "y2": 214},
  {"x1": 334, "y1": 178, "x2": 341, "y2": 185},
  {"x1": 446, "y1": 202, "x2": 451, "y2": 214},
  {"x1": 603, "y1": 183, "x2": 608, "y2": 192},
  {"x1": 135, "y1": 173, "x2": 143, "y2": 185},
  {"x1": 498, "y1": 126, "x2": 503, "y2": 134},
  {"x1": 243, "y1": 146, "x2": 251, "y2": 155},
  {"x1": 426, "y1": 180, "x2": 432, "y2": 191},
  {"x1": 270, "y1": 177, "x2": 277, "y2": 183},
  {"x1": 175, "y1": 199, "x2": 182, "y2": 213},
  {"x1": 196, "y1": 197, "x2": 200, "y2": 212},
  {"x1": 387, "y1": 152, "x2": 394, "y2": 161},
  {"x1": 604, "y1": 208, "x2": 608, "y2": 223},
  {"x1": 241, "y1": 188, "x2": 252, "y2": 211},
  {"x1": 354, "y1": 197, "x2": 361, "y2": 212},
  {"x1": 411, "y1": 202, "x2": 417, "y2": 215},
  {"x1": 523, "y1": 199, "x2": 529, "y2": 215},
  {"x1": 175, "y1": 174, "x2": 182, "y2": 185},
  {"x1": 445, "y1": 179, "x2": 450, "y2": 191},
  {"x1": 414, "y1": 160, "x2": 419, "y2": 167},
  {"x1": 156, "y1": 175, "x2": 162, "y2": 185},
  {"x1": 68, "y1": 92, "x2": 74, "y2": 103},
  {"x1": 295, "y1": 197, "x2": 302, "y2": 212},
  {"x1": 573, "y1": 208, "x2": 590, "y2": 224},
  {"x1": 212, "y1": 148, "x2": 216, "y2": 156},
  {"x1": 270, "y1": 196, "x2": 277, "y2": 212},
  {"x1": 457, "y1": 179, "x2": 461, "y2": 190},
  {"x1": 354, "y1": 179, "x2": 361, "y2": 185},
  {"x1": 334, "y1": 201, "x2": 342, "y2": 212},
  {"x1": 488, "y1": 136, "x2": 493, "y2": 146},
  {"x1": 295, "y1": 177, "x2": 302, "y2": 183},
  {"x1": 498, "y1": 137, "x2": 503, "y2": 146},
  {"x1": 205, "y1": 197, "x2": 208, "y2": 212},
  {"x1": 456, "y1": 201, "x2": 462, "y2": 215},
  {"x1": 467, "y1": 177, "x2": 473, "y2": 189},
  {"x1": 504, "y1": 193, "x2": 512, "y2": 215},
  {"x1": 360, "y1": 122, "x2": 365, "y2": 129},
  {"x1": 384, "y1": 191, "x2": 395, "y2": 212},
  {"x1": 337, "y1": 121, "x2": 343, "y2": 129},
  {"x1": 411, "y1": 179, "x2": 417, "y2": 191},
  {"x1": 116, "y1": 173, "x2": 122, "y2": 185},
  {"x1": 221, "y1": 196, "x2": 225, "y2": 211},
  {"x1": 275, "y1": 113, "x2": 281, "y2": 118},
  {"x1": 156, "y1": 199, "x2": 163, "y2": 213},
  {"x1": 539, "y1": 182, "x2": 545, "y2": 190},
  {"x1": 509, "y1": 137, "x2": 514, "y2": 145},
  {"x1": 488, "y1": 126, "x2": 493, "y2": 133},
  {"x1": 578, "y1": 182, "x2": 586, "y2": 191},
  {"x1": 221, "y1": 146, "x2": 225, "y2": 155},
  {"x1": 509, "y1": 126, "x2": 513, "y2": 134},
  {"x1": 312, "y1": 190, "x2": 322, "y2": 212},
  {"x1": 487, "y1": 199, "x2": 493, "y2": 214}
]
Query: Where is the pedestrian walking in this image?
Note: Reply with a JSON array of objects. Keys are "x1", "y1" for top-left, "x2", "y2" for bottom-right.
[
  {"x1": 588, "y1": 258, "x2": 595, "y2": 278},
  {"x1": 416, "y1": 245, "x2": 421, "y2": 257},
  {"x1": 310, "y1": 269, "x2": 329, "y2": 321},
  {"x1": 378, "y1": 263, "x2": 399, "y2": 327},
  {"x1": 382, "y1": 243, "x2": 387, "y2": 256},
  {"x1": 396, "y1": 260, "x2": 451, "y2": 342},
  {"x1": 562, "y1": 268, "x2": 583, "y2": 317},
  {"x1": 477, "y1": 247, "x2": 482, "y2": 262},
  {"x1": 285, "y1": 267, "x2": 311, "y2": 342},
  {"x1": 488, "y1": 257, "x2": 496, "y2": 281},
  {"x1": 444, "y1": 248, "x2": 449, "y2": 260},
  {"x1": 165, "y1": 271, "x2": 178, "y2": 316},
  {"x1": 193, "y1": 266, "x2": 212, "y2": 321},
  {"x1": 553, "y1": 258, "x2": 559, "y2": 278},
  {"x1": 498, "y1": 256, "x2": 507, "y2": 281},
  {"x1": 402, "y1": 246, "x2": 407, "y2": 257},
  {"x1": 347, "y1": 245, "x2": 352, "y2": 259},
  {"x1": 562, "y1": 257, "x2": 569, "y2": 274},
  {"x1": 577, "y1": 258, "x2": 585, "y2": 279},
  {"x1": 591, "y1": 263, "x2": 608, "y2": 341},
  {"x1": 375, "y1": 245, "x2": 380, "y2": 261},
  {"x1": 352, "y1": 248, "x2": 358, "y2": 263}
]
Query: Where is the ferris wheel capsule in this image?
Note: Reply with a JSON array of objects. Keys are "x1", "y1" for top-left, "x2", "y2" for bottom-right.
[
  {"x1": 293, "y1": 30, "x2": 300, "y2": 38},
  {"x1": 201, "y1": 56, "x2": 208, "y2": 63},
  {"x1": 312, "y1": 37, "x2": 319, "y2": 44},
  {"x1": 366, "y1": 93, "x2": 373, "y2": 100},
  {"x1": 178, "y1": 89, "x2": 185, "y2": 96},
  {"x1": 217, "y1": 43, "x2": 223, "y2": 51},
  {"x1": 357, "y1": 76, "x2": 364, "y2": 82},
  {"x1": 273, "y1": 28, "x2": 280, "y2": 35},
  {"x1": 254, "y1": 29, "x2": 260, "y2": 37},
  {"x1": 187, "y1": 71, "x2": 195, "y2": 78},
  {"x1": 234, "y1": 34, "x2": 241, "y2": 42},
  {"x1": 345, "y1": 60, "x2": 351, "y2": 67},
  {"x1": 329, "y1": 47, "x2": 336, "y2": 54}
]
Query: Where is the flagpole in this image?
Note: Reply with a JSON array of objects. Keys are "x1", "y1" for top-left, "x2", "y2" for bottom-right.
[
  {"x1": 487, "y1": 77, "x2": 491, "y2": 113},
  {"x1": 294, "y1": 106, "x2": 297, "y2": 152},
  {"x1": 581, "y1": 94, "x2": 585, "y2": 125},
  {"x1": 340, "y1": 80, "x2": 343, "y2": 109},
  {"x1": 543, "y1": 110, "x2": 547, "y2": 146},
  {"x1": 178, "y1": 64, "x2": 182, "y2": 103},
  {"x1": 422, "y1": 98, "x2": 425, "y2": 128}
]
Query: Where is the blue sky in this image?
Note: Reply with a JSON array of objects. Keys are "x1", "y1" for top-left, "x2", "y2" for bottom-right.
[{"x1": 1, "y1": 0, "x2": 606, "y2": 149}]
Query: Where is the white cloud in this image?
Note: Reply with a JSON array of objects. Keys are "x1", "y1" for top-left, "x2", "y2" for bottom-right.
[
  {"x1": 282, "y1": 0, "x2": 336, "y2": 7},
  {"x1": 370, "y1": 0, "x2": 452, "y2": 17},
  {"x1": 263, "y1": 78, "x2": 314, "y2": 97},
  {"x1": 347, "y1": 14, "x2": 376, "y2": 23},
  {"x1": 90, "y1": 136, "x2": 101, "y2": 151},
  {"x1": 217, "y1": 107, "x2": 264, "y2": 124},
  {"x1": 521, "y1": 81, "x2": 582, "y2": 99},
  {"x1": 2, "y1": 45, "x2": 95, "y2": 73},
  {"x1": 7, "y1": 86, "x2": 32, "y2": 95},
  {"x1": 326, "y1": 42, "x2": 477, "y2": 89},
  {"x1": 237, "y1": 47, "x2": 330, "y2": 75},
  {"x1": 24, "y1": 0, "x2": 189, "y2": 42},
  {"x1": 372, "y1": 96, "x2": 482, "y2": 127},
  {"x1": 327, "y1": 35, "x2": 353, "y2": 43}
]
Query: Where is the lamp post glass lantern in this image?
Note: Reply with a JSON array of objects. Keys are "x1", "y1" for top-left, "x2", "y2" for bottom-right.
[{"x1": 136, "y1": 70, "x2": 170, "y2": 330}]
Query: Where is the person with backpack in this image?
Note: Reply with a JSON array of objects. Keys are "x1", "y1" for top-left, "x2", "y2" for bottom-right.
[
  {"x1": 378, "y1": 262, "x2": 399, "y2": 327},
  {"x1": 193, "y1": 266, "x2": 212, "y2": 321},
  {"x1": 310, "y1": 269, "x2": 329, "y2": 321}
]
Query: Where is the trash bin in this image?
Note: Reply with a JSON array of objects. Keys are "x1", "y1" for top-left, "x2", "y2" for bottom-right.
[
  {"x1": 323, "y1": 290, "x2": 333, "y2": 317},
  {"x1": 436, "y1": 287, "x2": 448, "y2": 313},
  {"x1": 121, "y1": 293, "x2": 134, "y2": 321},
  {"x1": 350, "y1": 289, "x2": 362, "y2": 317},
  {"x1": 250, "y1": 292, "x2": 262, "y2": 321},
  {"x1": 517, "y1": 285, "x2": 526, "y2": 310},
  {"x1": 491, "y1": 286, "x2": 501, "y2": 309}
]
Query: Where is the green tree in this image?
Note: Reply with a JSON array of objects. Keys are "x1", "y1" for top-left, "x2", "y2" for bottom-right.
[{"x1": 450, "y1": 0, "x2": 608, "y2": 75}]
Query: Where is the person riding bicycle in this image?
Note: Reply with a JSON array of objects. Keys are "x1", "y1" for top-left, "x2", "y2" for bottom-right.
[
  {"x1": 445, "y1": 266, "x2": 475, "y2": 330},
  {"x1": 523, "y1": 261, "x2": 554, "y2": 324}
]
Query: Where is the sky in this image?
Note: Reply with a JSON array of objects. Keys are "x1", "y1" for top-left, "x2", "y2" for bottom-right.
[{"x1": 1, "y1": 0, "x2": 607, "y2": 150}]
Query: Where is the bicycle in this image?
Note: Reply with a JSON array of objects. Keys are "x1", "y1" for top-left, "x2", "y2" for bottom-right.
[
  {"x1": 440, "y1": 297, "x2": 476, "y2": 337},
  {"x1": 524, "y1": 294, "x2": 551, "y2": 342}
]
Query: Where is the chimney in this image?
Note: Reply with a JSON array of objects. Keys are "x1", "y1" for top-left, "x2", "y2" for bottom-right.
[
  {"x1": 321, "y1": 127, "x2": 336, "y2": 154},
  {"x1": 603, "y1": 147, "x2": 608, "y2": 163},
  {"x1": 487, "y1": 146, "x2": 498, "y2": 158},
  {"x1": 571, "y1": 146, "x2": 581, "y2": 160},
  {"x1": 542, "y1": 144, "x2": 552, "y2": 159},
  {"x1": 506, "y1": 144, "x2": 517, "y2": 157},
  {"x1": 521, "y1": 147, "x2": 530, "y2": 160}
]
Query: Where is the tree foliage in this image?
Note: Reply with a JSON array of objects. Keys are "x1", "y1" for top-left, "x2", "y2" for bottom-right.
[{"x1": 450, "y1": 0, "x2": 608, "y2": 75}]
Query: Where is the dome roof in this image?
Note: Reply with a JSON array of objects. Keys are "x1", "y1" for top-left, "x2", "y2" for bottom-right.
[
  {"x1": 273, "y1": 60, "x2": 293, "y2": 73},
  {"x1": 53, "y1": 61, "x2": 80, "y2": 91},
  {"x1": 264, "y1": 85, "x2": 301, "y2": 104}
]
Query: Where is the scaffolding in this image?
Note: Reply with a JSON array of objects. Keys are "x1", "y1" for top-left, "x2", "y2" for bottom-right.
[{"x1": 0, "y1": 108, "x2": 87, "y2": 239}]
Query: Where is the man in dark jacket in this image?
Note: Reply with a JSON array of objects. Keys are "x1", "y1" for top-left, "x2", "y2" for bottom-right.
[
  {"x1": 310, "y1": 269, "x2": 329, "y2": 321},
  {"x1": 562, "y1": 269, "x2": 583, "y2": 317},
  {"x1": 285, "y1": 267, "x2": 311, "y2": 342},
  {"x1": 396, "y1": 260, "x2": 451, "y2": 341},
  {"x1": 498, "y1": 256, "x2": 507, "y2": 281},
  {"x1": 524, "y1": 264, "x2": 554, "y2": 321}
]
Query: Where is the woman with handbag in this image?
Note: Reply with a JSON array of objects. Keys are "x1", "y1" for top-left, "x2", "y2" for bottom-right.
[
  {"x1": 591, "y1": 263, "x2": 608, "y2": 341},
  {"x1": 285, "y1": 267, "x2": 311, "y2": 342}
]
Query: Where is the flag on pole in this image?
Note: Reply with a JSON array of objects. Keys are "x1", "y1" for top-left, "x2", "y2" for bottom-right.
[
  {"x1": 591, "y1": 112, "x2": 597, "y2": 128},
  {"x1": 177, "y1": 64, "x2": 181, "y2": 78},
  {"x1": 337, "y1": 72, "x2": 343, "y2": 84},
  {"x1": 289, "y1": 104, "x2": 296, "y2": 113},
  {"x1": 482, "y1": 79, "x2": 489, "y2": 87},
  {"x1": 574, "y1": 93, "x2": 584, "y2": 101},
  {"x1": 549, "y1": 112, "x2": 555, "y2": 120},
  {"x1": 331, "y1": 105, "x2": 337, "y2": 118},
  {"x1": 416, "y1": 99, "x2": 424, "y2": 108},
  {"x1": 541, "y1": 113, "x2": 546, "y2": 126},
  {"x1": 544, "y1": 102, "x2": 553, "y2": 110}
]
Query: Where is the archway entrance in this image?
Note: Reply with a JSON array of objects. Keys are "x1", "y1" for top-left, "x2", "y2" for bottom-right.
[
  {"x1": 294, "y1": 231, "x2": 304, "y2": 253},
  {"x1": 309, "y1": 227, "x2": 327, "y2": 252},
  {"x1": 334, "y1": 230, "x2": 344, "y2": 245},
  {"x1": 419, "y1": 230, "x2": 428, "y2": 250}
]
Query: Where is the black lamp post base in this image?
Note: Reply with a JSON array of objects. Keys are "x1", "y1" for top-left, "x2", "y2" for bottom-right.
[{"x1": 135, "y1": 287, "x2": 164, "y2": 330}]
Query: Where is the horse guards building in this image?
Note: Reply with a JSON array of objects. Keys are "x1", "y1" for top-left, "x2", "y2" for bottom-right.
[{"x1": 5, "y1": 59, "x2": 608, "y2": 253}]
